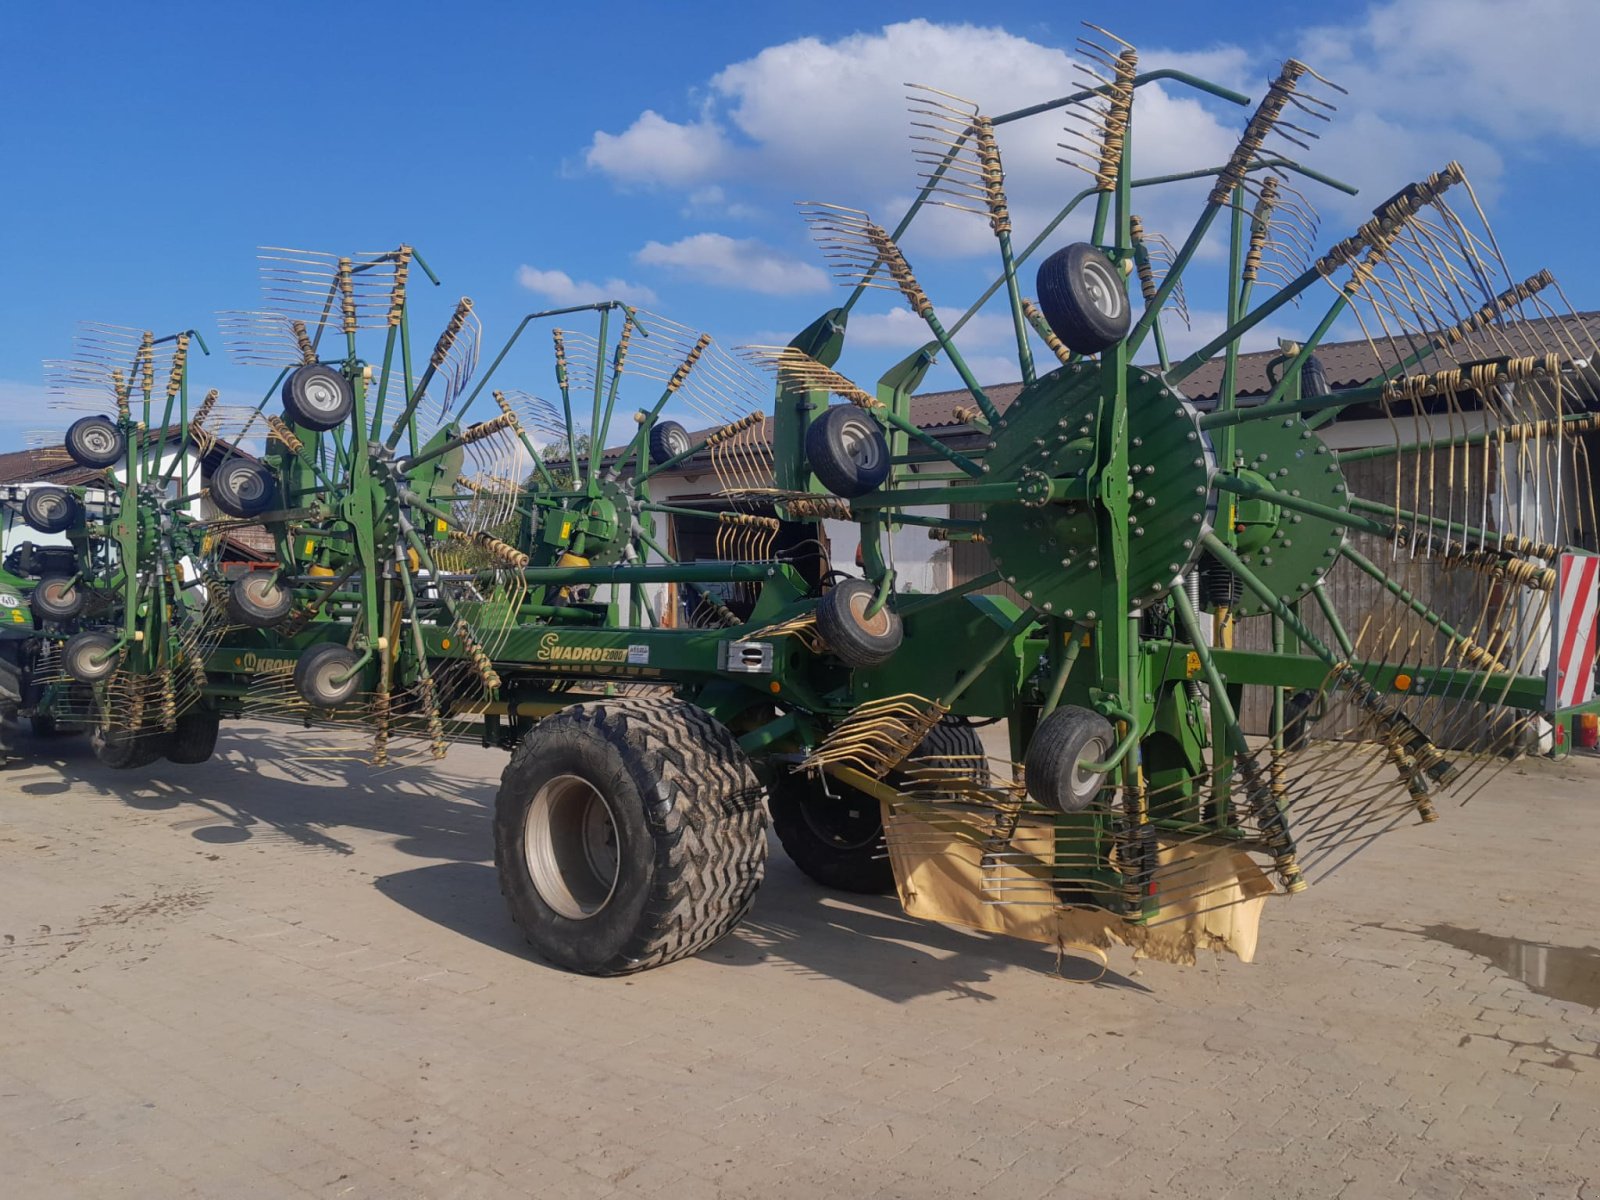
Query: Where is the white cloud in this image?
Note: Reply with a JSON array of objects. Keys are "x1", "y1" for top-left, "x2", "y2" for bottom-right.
[
  {"x1": 582, "y1": 20, "x2": 1243, "y2": 258},
  {"x1": 1303, "y1": 0, "x2": 1600, "y2": 147},
  {"x1": 515, "y1": 266, "x2": 658, "y2": 307},
  {"x1": 583, "y1": 109, "x2": 728, "y2": 188},
  {"x1": 635, "y1": 233, "x2": 828, "y2": 296},
  {"x1": 842, "y1": 307, "x2": 1017, "y2": 352}
]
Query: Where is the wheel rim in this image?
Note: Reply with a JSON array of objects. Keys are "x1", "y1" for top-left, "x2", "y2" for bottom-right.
[
  {"x1": 667, "y1": 429, "x2": 689, "y2": 456},
  {"x1": 1070, "y1": 736, "x2": 1109, "y2": 803},
  {"x1": 1078, "y1": 256, "x2": 1126, "y2": 320},
  {"x1": 798, "y1": 791, "x2": 880, "y2": 851},
  {"x1": 524, "y1": 773, "x2": 620, "y2": 920},
  {"x1": 302, "y1": 374, "x2": 344, "y2": 417},
  {"x1": 837, "y1": 418, "x2": 882, "y2": 473},
  {"x1": 42, "y1": 581, "x2": 76, "y2": 612},
  {"x1": 845, "y1": 587, "x2": 893, "y2": 638},
  {"x1": 80, "y1": 424, "x2": 117, "y2": 457},
  {"x1": 310, "y1": 656, "x2": 354, "y2": 705},
  {"x1": 244, "y1": 576, "x2": 282, "y2": 611},
  {"x1": 34, "y1": 495, "x2": 65, "y2": 523},
  {"x1": 228, "y1": 467, "x2": 266, "y2": 504},
  {"x1": 70, "y1": 638, "x2": 112, "y2": 681}
]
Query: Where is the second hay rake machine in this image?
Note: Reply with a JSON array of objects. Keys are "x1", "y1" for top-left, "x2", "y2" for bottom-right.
[{"x1": 16, "y1": 28, "x2": 1600, "y2": 976}]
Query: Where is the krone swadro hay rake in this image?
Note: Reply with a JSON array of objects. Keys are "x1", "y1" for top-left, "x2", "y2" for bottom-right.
[
  {"x1": 13, "y1": 322, "x2": 238, "y2": 766},
  {"x1": 21, "y1": 26, "x2": 1600, "y2": 978}
]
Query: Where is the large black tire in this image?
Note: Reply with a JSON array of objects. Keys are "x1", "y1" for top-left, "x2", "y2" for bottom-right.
[
  {"x1": 29, "y1": 710, "x2": 80, "y2": 738},
  {"x1": 816, "y1": 578, "x2": 902, "y2": 668},
  {"x1": 805, "y1": 405, "x2": 889, "y2": 498},
  {"x1": 648, "y1": 420, "x2": 692, "y2": 466},
  {"x1": 166, "y1": 707, "x2": 221, "y2": 764},
  {"x1": 226, "y1": 573, "x2": 292, "y2": 628},
  {"x1": 64, "y1": 415, "x2": 126, "y2": 470},
  {"x1": 0, "y1": 702, "x2": 17, "y2": 765},
  {"x1": 209, "y1": 458, "x2": 276, "y2": 519},
  {"x1": 281, "y1": 364, "x2": 354, "y2": 432},
  {"x1": 494, "y1": 698, "x2": 767, "y2": 975},
  {"x1": 294, "y1": 642, "x2": 363, "y2": 708},
  {"x1": 32, "y1": 575, "x2": 85, "y2": 622},
  {"x1": 62, "y1": 630, "x2": 118, "y2": 683},
  {"x1": 90, "y1": 723, "x2": 169, "y2": 770},
  {"x1": 1025, "y1": 705, "x2": 1115, "y2": 813},
  {"x1": 771, "y1": 718, "x2": 986, "y2": 895},
  {"x1": 22, "y1": 487, "x2": 80, "y2": 535},
  {"x1": 1035, "y1": 242, "x2": 1130, "y2": 356}
]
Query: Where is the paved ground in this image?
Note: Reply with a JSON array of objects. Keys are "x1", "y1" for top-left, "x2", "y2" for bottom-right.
[{"x1": 1, "y1": 720, "x2": 1596, "y2": 1199}]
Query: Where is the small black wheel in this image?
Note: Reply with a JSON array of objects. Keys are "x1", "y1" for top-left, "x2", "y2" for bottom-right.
[
  {"x1": 1025, "y1": 705, "x2": 1116, "y2": 813},
  {"x1": 1035, "y1": 242, "x2": 1130, "y2": 356},
  {"x1": 294, "y1": 641, "x2": 362, "y2": 708},
  {"x1": 22, "y1": 487, "x2": 80, "y2": 534},
  {"x1": 494, "y1": 697, "x2": 767, "y2": 975},
  {"x1": 769, "y1": 771, "x2": 891, "y2": 894},
  {"x1": 90, "y1": 722, "x2": 168, "y2": 770},
  {"x1": 805, "y1": 405, "x2": 889, "y2": 498},
  {"x1": 226, "y1": 573, "x2": 292, "y2": 628},
  {"x1": 209, "y1": 458, "x2": 277, "y2": 519},
  {"x1": 63, "y1": 630, "x2": 118, "y2": 683},
  {"x1": 166, "y1": 707, "x2": 221, "y2": 764},
  {"x1": 64, "y1": 415, "x2": 126, "y2": 470},
  {"x1": 32, "y1": 575, "x2": 85, "y2": 622},
  {"x1": 648, "y1": 420, "x2": 692, "y2": 466},
  {"x1": 771, "y1": 719, "x2": 985, "y2": 895},
  {"x1": 281, "y1": 364, "x2": 354, "y2": 432},
  {"x1": 1282, "y1": 689, "x2": 1319, "y2": 752},
  {"x1": 1300, "y1": 353, "x2": 1331, "y2": 399},
  {"x1": 816, "y1": 578, "x2": 902, "y2": 668}
]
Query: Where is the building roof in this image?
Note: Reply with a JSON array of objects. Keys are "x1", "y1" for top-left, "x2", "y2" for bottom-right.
[
  {"x1": 0, "y1": 426, "x2": 244, "y2": 487},
  {"x1": 536, "y1": 308, "x2": 1600, "y2": 476},
  {"x1": 0, "y1": 446, "x2": 105, "y2": 487}
]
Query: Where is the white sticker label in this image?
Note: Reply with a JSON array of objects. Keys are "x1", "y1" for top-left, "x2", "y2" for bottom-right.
[
  {"x1": 627, "y1": 644, "x2": 649, "y2": 665},
  {"x1": 0, "y1": 593, "x2": 20, "y2": 608}
]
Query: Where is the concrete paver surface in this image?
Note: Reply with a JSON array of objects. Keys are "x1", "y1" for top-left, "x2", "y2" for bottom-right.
[{"x1": 1, "y1": 721, "x2": 1596, "y2": 1198}]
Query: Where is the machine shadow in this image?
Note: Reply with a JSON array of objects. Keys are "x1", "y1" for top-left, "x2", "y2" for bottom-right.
[
  {"x1": 11, "y1": 722, "x2": 497, "y2": 861},
  {"x1": 376, "y1": 854, "x2": 1151, "y2": 1003},
  {"x1": 19, "y1": 722, "x2": 1149, "y2": 1002}
]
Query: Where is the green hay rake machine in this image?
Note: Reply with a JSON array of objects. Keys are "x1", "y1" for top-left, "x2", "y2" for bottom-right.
[{"x1": 16, "y1": 25, "x2": 1600, "y2": 976}]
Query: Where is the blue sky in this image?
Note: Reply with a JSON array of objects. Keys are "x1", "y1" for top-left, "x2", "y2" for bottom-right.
[{"x1": 3, "y1": 0, "x2": 1598, "y2": 442}]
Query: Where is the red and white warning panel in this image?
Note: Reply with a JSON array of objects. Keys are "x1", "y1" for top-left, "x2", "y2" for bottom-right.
[{"x1": 1547, "y1": 552, "x2": 1600, "y2": 712}]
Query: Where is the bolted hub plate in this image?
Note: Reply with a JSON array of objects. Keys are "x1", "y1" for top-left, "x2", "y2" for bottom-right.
[
  {"x1": 1223, "y1": 415, "x2": 1347, "y2": 617},
  {"x1": 972, "y1": 362, "x2": 1212, "y2": 617}
]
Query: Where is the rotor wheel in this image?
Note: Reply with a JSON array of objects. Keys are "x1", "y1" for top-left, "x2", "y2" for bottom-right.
[
  {"x1": 494, "y1": 697, "x2": 767, "y2": 975},
  {"x1": 805, "y1": 405, "x2": 890, "y2": 498},
  {"x1": 281, "y1": 364, "x2": 355, "y2": 432},
  {"x1": 294, "y1": 642, "x2": 363, "y2": 709},
  {"x1": 22, "y1": 487, "x2": 80, "y2": 535},
  {"x1": 64, "y1": 415, "x2": 126, "y2": 470},
  {"x1": 1025, "y1": 705, "x2": 1115, "y2": 813},
  {"x1": 32, "y1": 575, "x2": 85, "y2": 623},
  {"x1": 62, "y1": 631, "x2": 117, "y2": 683},
  {"x1": 648, "y1": 420, "x2": 692, "y2": 466},
  {"x1": 209, "y1": 459, "x2": 277, "y2": 519},
  {"x1": 1035, "y1": 241, "x2": 1131, "y2": 355},
  {"x1": 226, "y1": 573, "x2": 292, "y2": 628},
  {"x1": 816, "y1": 578, "x2": 903, "y2": 668}
]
